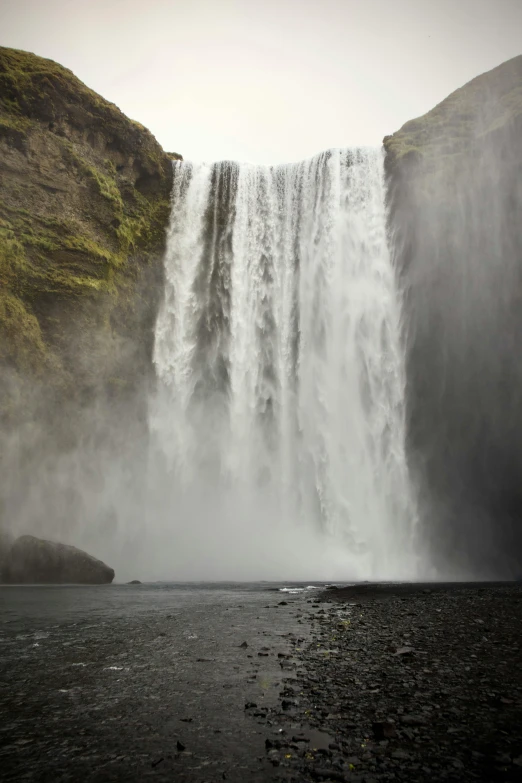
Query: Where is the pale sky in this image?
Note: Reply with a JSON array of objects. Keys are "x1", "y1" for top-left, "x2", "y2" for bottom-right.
[{"x1": 1, "y1": 0, "x2": 522, "y2": 164}]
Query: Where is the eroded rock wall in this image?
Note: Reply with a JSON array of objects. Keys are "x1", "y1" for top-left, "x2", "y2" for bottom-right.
[
  {"x1": 0, "y1": 47, "x2": 180, "y2": 551},
  {"x1": 0, "y1": 46, "x2": 180, "y2": 423}
]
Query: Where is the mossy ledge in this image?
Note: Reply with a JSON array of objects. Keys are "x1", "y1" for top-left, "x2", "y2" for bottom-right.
[{"x1": 0, "y1": 46, "x2": 179, "y2": 424}]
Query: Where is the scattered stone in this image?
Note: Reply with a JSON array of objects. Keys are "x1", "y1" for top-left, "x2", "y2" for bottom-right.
[
  {"x1": 311, "y1": 768, "x2": 346, "y2": 781},
  {"x1": 127, "y1": 580, "x2": 142, "y2": 584},
  {"x1": 245, "y1": 583, "x2": 522, "y2": 783},
  {"x1": 391, "y1": 749, "x2": 410, "y2": 760},
  {"x1": 239, "y1": 641, "x2": 249, "y2": 648},
  {"x1": 400, "y1": 714, "x2": 427, "y2": 726},
  {"x1": 372, "y1": 721, "x2": 397, "y2": 740},
  {"x1": 176, "y1": 741, "x2": 185, "y2": 752}
]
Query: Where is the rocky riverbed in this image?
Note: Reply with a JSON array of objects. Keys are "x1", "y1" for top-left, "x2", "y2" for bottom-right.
[
  {"x1": 257, "y1": 583, "x2": 522, "y2": 783},
  {"x1": 1, "y1": 582, "x2": 521, "y2": 782}
]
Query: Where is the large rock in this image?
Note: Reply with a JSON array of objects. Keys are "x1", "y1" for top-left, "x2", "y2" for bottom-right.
[
  {"x1": 384, "y1": 56, "x2": 522, "y2": 576},
  {"x1": 1, "y1": 535, "x2": 115, "y2": 584}
]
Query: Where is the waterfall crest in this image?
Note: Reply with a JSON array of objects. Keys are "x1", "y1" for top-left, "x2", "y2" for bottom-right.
[{"x1": 151, "y1": 148, "x2": 418, "y2": 580}]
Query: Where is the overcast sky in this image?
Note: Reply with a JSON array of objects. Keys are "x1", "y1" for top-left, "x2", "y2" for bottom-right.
[{"x1": 2, "y1": 0, "x2": 521, "y2": 164}]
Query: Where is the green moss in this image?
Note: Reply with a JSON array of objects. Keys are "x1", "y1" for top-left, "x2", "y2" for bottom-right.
[
  {"x1": 104, "y1": 158, "x2": 117, "y2": 175},
  {"x1": 0, "y1": 113, "x2": 33, "y2": 133},
  {"x1": 1, "y1": 202, "x2": 117, "y2": 263},
  {"x1": 62, "y1": 234, "x2": 114, "y2": 262},
  {"x1": 0, "y1": 230, "x2": 28, "y2": 291},
  {"x1": 0, "y1": 45, "x2": 175, "y2": 414},
  {"x1": 0, "y1": 291, "x2": 48, "y2": 373},
  {"x1": 116, "y1": 195, "x2": 170, "y2": 256},
  {"x1": 83, "y1": 162, "x2": 124, "y2": 210},
  {"x1": 0, "y1": 47, "x2": 119, "y2": 122}
]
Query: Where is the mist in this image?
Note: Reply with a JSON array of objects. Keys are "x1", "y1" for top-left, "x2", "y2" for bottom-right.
[
  {"x1": 1, "y1": 148, "x2": 429, "y2": 584},
  {"x1": 4, "y1": 106, "x2": 522, "y2": 581},
  {"x1": 2, "y1": 50, "x2": 522, "y2": 583},
  {"x1": 388, "y1": 58, "x2": 522, "y2": 577}
]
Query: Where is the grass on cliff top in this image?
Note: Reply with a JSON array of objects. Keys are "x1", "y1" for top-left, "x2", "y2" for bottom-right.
[
  {"x1": 0, "y1": 46, "x2": 172, "y2": 261},
  {"x1": 0, "y1": 46, "x2": 166, "y2": 166},
  {"x1": 1, "y1": 46, "x2": 125, "y2": 122},
  {"x1": 384, "y1": 54, "x2": 522, "y2": 165}
]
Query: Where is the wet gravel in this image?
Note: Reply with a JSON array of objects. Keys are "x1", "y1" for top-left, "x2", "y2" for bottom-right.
[
  {"x1": 0, "y1": 583, "x2": 316, "y2": 782},
  {"x1": 1, "y1": 582, "x2": 522, "y2": 782},
  {"x1": 257, "y1": 583, "x2": 522, "y2": 783}
]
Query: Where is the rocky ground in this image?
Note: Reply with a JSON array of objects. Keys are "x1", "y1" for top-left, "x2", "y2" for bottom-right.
[
  {"x1": 256, "y1": 583, "x2": 522, "y2": 783},
  {"x1": 1, "y1": 582, "x2": 522, "y2": 782}
]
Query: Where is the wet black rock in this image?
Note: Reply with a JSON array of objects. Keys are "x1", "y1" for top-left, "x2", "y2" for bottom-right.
[
  {"x1": 400, "y1": 714, "x2": 427, "y2": 726},
  {"x1": 257, "y1": 582, "x2": 522, "y2": 783},
  {"x1": 1, "y1": 535, "x2": 115, "y2": 584},
  {"x1": 393, "y1": 646, "x2": 414, "y2": 656},
  {"x1": 372, "y1": 721, "x2": 397, "y2": 740},
  {"x1": 311, "y1": 768, "x2": 346, "y2": 781},
  {"x1": 127, "y1": 579, "x2": 142, "y2": 584}
]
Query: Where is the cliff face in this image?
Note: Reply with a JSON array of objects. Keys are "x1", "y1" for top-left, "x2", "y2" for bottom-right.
[
  {"x1": 0, "y1": 47, "x2": 179, "y2": 426},
  {"x1": 384, "y1": 56, "x2": 522, "y2": 576}
]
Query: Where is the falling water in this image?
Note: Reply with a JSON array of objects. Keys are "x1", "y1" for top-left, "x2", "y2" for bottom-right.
[{"x1": 150, "y1": 148, "x2": 418, "y2": 580}]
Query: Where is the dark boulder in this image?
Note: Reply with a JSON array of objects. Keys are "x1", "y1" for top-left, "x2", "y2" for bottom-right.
[{"x1": 1, "y1": 535, "x2": 115, "y2": 584}]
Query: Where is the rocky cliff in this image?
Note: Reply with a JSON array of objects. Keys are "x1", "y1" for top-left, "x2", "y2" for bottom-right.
[
  {"x1": 0, "y1": 47, "x2": 182, "y2": 560},
  {"x1": 0, "y1": 46, "x2": 180, "y2": 427},
  {"x1": 384, "y1": 56, "x2": 522, "y2": 576}
]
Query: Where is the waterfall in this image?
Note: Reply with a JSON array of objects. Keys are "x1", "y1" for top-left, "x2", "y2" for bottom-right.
[{"x1": 150, "y1": 148, "x2": 418, "y2": 580}]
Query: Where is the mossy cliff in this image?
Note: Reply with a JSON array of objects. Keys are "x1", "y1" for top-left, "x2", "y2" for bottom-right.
[
  {"x1": 0, "y1": 46, "x2": 181, "y2": 425},
  {"x1": 384, "y1": 55, "x2": 522, "y2": 576}
]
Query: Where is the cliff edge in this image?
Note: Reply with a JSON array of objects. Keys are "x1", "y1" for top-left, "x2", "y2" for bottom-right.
[
  {"x1": 383, "y1": 55, "x2": 522, "y2": 576},
  {"x1": 0, "y1": 46, "x2": 180, "y2": 425}
]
